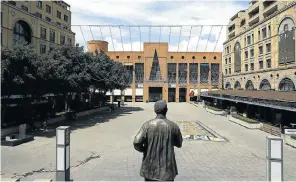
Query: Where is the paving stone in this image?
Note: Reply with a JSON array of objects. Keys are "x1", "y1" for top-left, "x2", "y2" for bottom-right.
[{"x1": 1, "y1": 103, "x2": 296, "y2": 181}]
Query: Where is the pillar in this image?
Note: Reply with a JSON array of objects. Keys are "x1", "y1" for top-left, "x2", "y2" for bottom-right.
[{"x1": 163, "y1": 84, "x2": 169, "y2": 103}]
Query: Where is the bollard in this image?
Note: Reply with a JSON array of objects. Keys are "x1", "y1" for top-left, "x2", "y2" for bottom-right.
[
  {"x1": 266, "y1": 136, "x2": 283, "y2": 182},
  {"x1": 56, "y1": 126, "x2": 70, "y2": 181}
]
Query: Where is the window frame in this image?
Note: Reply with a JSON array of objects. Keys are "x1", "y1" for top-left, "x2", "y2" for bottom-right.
[{"x1": 46, "y1": 4, "x2": 51, "y2": 14}]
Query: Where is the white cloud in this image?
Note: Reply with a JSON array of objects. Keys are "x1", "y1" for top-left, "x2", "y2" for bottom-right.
[{"x1": 67, "y1": 0, "x2": 247, "y2": 52}]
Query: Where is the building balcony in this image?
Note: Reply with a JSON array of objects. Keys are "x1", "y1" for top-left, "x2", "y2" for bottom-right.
[
  {"x1": 228, "y1": 31, "x2": 235, "y2": 40},
  {"x1": 263, "y1": 2, "x2": 278, "y2": 18},
  {"x1": 248, "y1": 3, "x2": 259, "y2": 16},
  {"x1": 248, "y1": 13, "x2": 260, "y2": 27}
]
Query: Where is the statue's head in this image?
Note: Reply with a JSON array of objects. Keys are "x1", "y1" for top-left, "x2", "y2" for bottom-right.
[{"x1": 154, "y1": 100, "x2": 168, "y2": 115}]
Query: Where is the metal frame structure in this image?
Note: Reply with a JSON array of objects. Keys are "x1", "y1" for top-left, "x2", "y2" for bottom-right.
[{"x1": 200, "y1": 92, "x2": 296, "y2": 112}]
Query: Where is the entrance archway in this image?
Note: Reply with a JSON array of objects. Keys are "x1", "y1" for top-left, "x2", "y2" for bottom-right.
[
  {"x1": 259, "y1": 79, "x2": 271, "y2": 90},
  {"x1": 279, "y1": 77, "x2": 295, "y2": 91},
  {"x1": 234, "y1": 81, "x2": 241, "y2": 90},
  {"x1": 245, "y1": 80, "x2": 254, "y2": 90}
]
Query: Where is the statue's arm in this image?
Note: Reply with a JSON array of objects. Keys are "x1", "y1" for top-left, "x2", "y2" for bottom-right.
[
  {"x1": 175, "y1": 127, "x2": 183, "y2": 148},
  {"x1": 133, "y1": 126, "x2": 146, "y2": 152}
]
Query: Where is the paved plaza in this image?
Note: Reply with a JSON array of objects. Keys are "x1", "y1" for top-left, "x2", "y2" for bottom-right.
[{"x1": 1, "y1": 102, "x2": 296, "y2": 181}]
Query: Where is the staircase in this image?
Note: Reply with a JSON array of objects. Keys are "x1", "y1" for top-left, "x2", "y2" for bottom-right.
[{"x1": 260, "y1": 123, "x2": 281, "y2": 137}]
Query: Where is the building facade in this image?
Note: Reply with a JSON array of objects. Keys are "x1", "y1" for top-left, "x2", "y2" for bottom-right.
[
  {"x1": 88, "y1": 40, "x2": 222, "y2": 103},
  {"x1": 1, "y1": 0, "x2": 75, "y2": 53},
  {"x1": 223, "y1": 1, "x2": 296, "y2": 91}
]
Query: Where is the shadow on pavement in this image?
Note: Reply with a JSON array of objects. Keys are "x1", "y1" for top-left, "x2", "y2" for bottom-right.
[{"x1": 30, "y1": 106, "x2": 144, "y2": 138}]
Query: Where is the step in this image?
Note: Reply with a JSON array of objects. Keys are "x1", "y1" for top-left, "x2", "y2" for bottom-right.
[
  {"x1": 33, "y1": 179, "x2": 52, "y2": 182},
  {"x1": 1, "y1": 178, "x2": 20, "y2": 182}
]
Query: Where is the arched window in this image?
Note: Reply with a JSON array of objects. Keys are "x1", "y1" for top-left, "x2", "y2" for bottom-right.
[
  {"x1": 234, "y1": 81, "x2": 241, "y2": 90},
  {"x1": 245, "y1": 80, "x2": 254, "y2": 90},
  {"x1": 278, "y1": 17, "x2": 295, "y2": 64},
  {"x1": 259, "y1": 79, "x2": 271, "y2": 90},
  {"x1": 13, "y1": 20, "x2": 32, "y2": 44},
  {"x1": 279, "y1": 78, "x2": 295, "y2": 91},
  {"x1": 225, "y1": 82, "x2": 231, "y2": 89},
  {"x1": 234, "y1": 42, "x2": 241, "y2": 72}
]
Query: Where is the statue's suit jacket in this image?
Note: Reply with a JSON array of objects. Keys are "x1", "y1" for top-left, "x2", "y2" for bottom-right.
[{"x1": 133, "y1": 115, "x2": 183, "y2": 181}]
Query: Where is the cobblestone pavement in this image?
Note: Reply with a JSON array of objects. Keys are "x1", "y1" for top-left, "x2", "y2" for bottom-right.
[{"x1": 1, "y1": 103, "x2": 296, "y2": 181}]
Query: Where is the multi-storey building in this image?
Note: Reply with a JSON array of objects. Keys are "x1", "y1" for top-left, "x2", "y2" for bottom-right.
[
  {"x1": 88, "y1": 40, "x2": 222, "y2": 103},
  {"x1": 223, "y1": 1, "x2": 296, "y2": 91},
  {"x1": 1, "y1": 0, "x2": 75, "y2": 53}
]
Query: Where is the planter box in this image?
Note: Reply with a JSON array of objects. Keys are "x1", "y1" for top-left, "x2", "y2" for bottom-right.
[
  {"x1": 1, "y1": 106, "x2": 110, "y2": 137},
  {"x1": 1, "y1": 135, "x2": 34, "y2": 146},
  {"x1": 206, "y1": 107, "x2": 225, "y2": 115},
  {"x1": 228, "y1": 115, "x2": 262, "y2": 129},
  {"x1": 284, "y1": 135, "x2": 296, "y2": 148}
]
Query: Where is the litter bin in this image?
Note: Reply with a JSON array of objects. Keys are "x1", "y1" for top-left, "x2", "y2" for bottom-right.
[{"x1": 118, "y1": 101, "x2": 121, "y2": 107}]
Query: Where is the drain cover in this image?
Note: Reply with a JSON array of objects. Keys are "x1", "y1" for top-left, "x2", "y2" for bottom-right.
[{"x1": 176, "y1": 121, "x2": 224, "y2": 141}]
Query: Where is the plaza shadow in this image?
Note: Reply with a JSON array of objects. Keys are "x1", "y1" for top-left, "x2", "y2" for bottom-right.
[{"x1": 29, "y1": 106, "x2": 144, "y2": 138}]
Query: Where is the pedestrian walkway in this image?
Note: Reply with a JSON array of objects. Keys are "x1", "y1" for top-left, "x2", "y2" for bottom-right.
[{"x1": 1, "y1": 103, "x2": 296, "y2": 181}]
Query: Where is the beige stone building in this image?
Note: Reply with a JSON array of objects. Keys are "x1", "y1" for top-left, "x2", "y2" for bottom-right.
[
  {"x1": 88, "y1": 40, "x2": 222, "y2": 103},
  {"x1": 223, "y1": 1, "x2": 296, "y2": 91},
  {"x1": 1, "y1": 0, "x2": 75, "y2": 53}
]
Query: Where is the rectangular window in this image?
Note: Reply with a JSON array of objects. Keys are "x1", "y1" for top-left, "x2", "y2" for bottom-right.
[
  {"x1": 251, "y1": 33, "x2": 254, "y2": 44},
  {"x1": 200, "y1": 63, "x2": 209, "y2": 84},
  {"x1": 259, "y1": 46, "x2": 263, "y2": 54},
  {"x1": 266, "y1": 43, "x2": 271, "y2": 53},
  {"x1": 189, "y1": 63, "x2": 198, "y2": 84},
  {"x1": 251, "y1": 63, "x2": 254, "y2": 71},
  {"x1": 21, "y1": 5, "x2": 28, "y2": 12},
  {"x1": 262, "y1": 27, "x2": 267, "y2": 39},
  {"x1": 46, "y1": 5, "x2": 51, "y2": 13},
  {"x1": 229, "y1": 68, "x2": 231, "y2": 74},
  {"x1": 247, "y1": 36, "x2": 251, "y2": 45},
  {"x1": 258, "y1": 30, "x2": 261, "y2": 41},
  {"x1": 50, "y1": 30, "x2": 55, "y2": 42},
  {"x1": 135, "y1": 63, "x2": 144, "y2": 84},
  {"x1": 229, "y1": 57, "x2": 231, "y2": 63},
  {"x1": 245, "y1": 64, "x2": 248, "y2": 72},
  {"x1": 57, "y1": 10, "x2": 61, "y2": 19},
  {"x1": 227, "y1": 47, "x2": 229, "y2": 54},
  {"x1": 35, "y1": 12, "x2": 42, "y2": 19},
  {"x1": 244, "y1": 37, "x2": 247, "y2": 46},
  {"x1": 225, "y1": 69, "x2": 227, "y2": 75},
  {"x1": 40, "y1": 44, "x2": 46, "y2": 54},
  {"x1": 36, "y1": 1, "x2": 42, "y2": 9},
  {"x1": 40, "y1": 27, "x2": 47, "y2": 40},
  {"x1": 225, "y1": 58, "x2": 227, "y2": 64},
  {"x1": 268, "y1": 25, "x2": 271, "y2": 37},
  {"x1": 211, "y1": 63, "x2": 220, "y2": 85},
  {"x1": 45, "y1": 17, "x2": 51, "y2": 22},
  {"x1": 259, "y1": 61, "x2": 263, "y2": 69},
  {"x1": 250, "y1": 49, "x2": 254, "y2": 58},
  {"x1": 178, "y1": 63, "x2": 187, "y2": 84},
  {"x1": 60, "y1": 35, "x2": 65, "y2": 45},
  {"x1": 64, "y1": 15, "x2": 68, "y2": 22},
  {"x1": 266, "y1": 59, "x2": 271, "y2": 68},
  {"x1": 167, "y1": 63, "x2": 177, "y2": 84},
  {"x1": 67, "y1": 37, "x2": 71, "y2": 44},
  {"x1": 245, "y1": 50, "x2": 248, "y2": 59}
]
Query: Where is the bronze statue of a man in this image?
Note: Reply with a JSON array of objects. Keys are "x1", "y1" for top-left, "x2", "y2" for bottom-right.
[{"x1": 133, "y1": 100, "x2": 183, "y2": 181}]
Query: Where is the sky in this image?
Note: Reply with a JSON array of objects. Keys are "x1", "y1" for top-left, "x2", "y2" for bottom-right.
[{"x1": 67, "y1": 0, "x2": 250, "y2": 52}]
